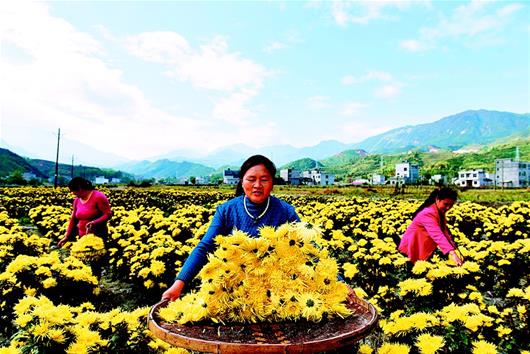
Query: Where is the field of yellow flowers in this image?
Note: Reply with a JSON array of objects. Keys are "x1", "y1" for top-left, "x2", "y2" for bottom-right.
[{"x1": 0, "y1": 186, "x2": 528, "y2": 354}]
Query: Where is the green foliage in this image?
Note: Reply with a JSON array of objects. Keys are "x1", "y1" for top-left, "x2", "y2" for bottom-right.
[
  {"x1": 281, "y1": 157, "x2": 323, "y2": 171},
  {"x1": 318, "y1": 136, "x2": 530, "y2": 181}
]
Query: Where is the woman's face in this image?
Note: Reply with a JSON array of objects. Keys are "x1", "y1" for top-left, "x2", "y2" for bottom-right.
[
  {"x1": 435, "y1": 198, "x2": 455, "y2": 214},
  {"x1": 71, "y1": 189, "x2": 90, "y2": 199},
  {"x1": 242, "y1": 164, "x2": 273, "y2": 204}
]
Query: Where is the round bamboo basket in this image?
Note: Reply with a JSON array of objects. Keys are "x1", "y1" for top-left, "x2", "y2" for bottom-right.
[{"x1": 148, "y1": 296, "x2": 378, "y2": 353}]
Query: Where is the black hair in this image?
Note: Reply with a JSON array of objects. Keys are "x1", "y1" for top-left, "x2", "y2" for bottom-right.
[
  {"x1": 68, "y1": 177, "x2": 95, "y2": 191},
  {"x1": 411, "y1": 187, "x2": 458, "y2": 220},
  {"x1": 235, "y1": 155, "x2": 276, "y2": 197}
]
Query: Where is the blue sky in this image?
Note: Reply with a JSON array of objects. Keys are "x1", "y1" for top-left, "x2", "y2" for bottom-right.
[{"x1": 1, "y1": 1, "x2": 529, "y2": 165}]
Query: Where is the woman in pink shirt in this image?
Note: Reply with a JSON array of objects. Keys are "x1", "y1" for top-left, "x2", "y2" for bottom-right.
[
  {"x1": 398, "y1": 188, "x2": 464, "y2": 266},
  {"x1": 57, "y1": 177, "x2": 112, "y2": 248}
]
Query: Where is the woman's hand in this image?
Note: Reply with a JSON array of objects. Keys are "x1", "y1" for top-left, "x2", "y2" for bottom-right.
[
  {"x1": 86, "y1": 222, "x2": 94, "y2": 233},
  {"x1": 161, "y1": 280, "x2": 185, "y2": 302},
  {"x1": 449, "y1": 250, "x2": 464, "y2": 266},
  {"x1": 57, "y1": 235, "x2": 69, "y2": 248}
]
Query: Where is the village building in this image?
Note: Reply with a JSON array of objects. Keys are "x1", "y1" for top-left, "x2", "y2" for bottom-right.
[
  {"x1": 94, "y1": 176, "x2": 109, "y2": 184},
  {"x1": 454, "y1": 169, "x2": 492, "y2": 188},
  {"x1": 300, "y1": 169, "x2": 335, "y2": 186},
  {"x1": 371, "y1": 174, "x2": 386, "y2": 185},
  {"x1": 395, "y1": 162, "x2": 419, "y2": 184},
  {"x1": 495, "y1": 158, "x2": 530, "y2": 188},
  {"x1": 279, "y1": 168, "x2": 301, "y2": 185},
  {"x1": 223, "y1": 169, "x2": 240, "y2": 185}
]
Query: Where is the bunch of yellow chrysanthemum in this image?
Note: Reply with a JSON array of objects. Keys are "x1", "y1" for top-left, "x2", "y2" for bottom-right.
[
  {"x1": 70, "y1": 234, "x2": 106, "y2": 261},
  {"x1": 160, "y1": 222, "x2": 352, "y2": 325}
]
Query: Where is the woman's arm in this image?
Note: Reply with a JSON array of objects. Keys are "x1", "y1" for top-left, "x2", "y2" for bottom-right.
[
  {"x1": 58, "y1": 199, "x2": 78, "y2": 247},
  {"x1": 419, "y1": 211, "x2": 455, "y2": 254},
  {"x1": 160, "y1": 209, "x2": 229, "y2": 301},
  {"x1": 89, "y1": 192, "x2": 112, "y2": 226},
  {"x1": 176, "y1": 210, "x2": 228, "y2": 284}
]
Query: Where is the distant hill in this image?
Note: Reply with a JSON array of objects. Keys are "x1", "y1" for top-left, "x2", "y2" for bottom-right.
[
  {"x1": 280, "y1": 158, "x2": 324, "y2": 171},
  {"x1": 0, "y1": 148, "x2": 47, "y2": 178},
  {"x1": 118, "y1": 159, "x2": 216, "y2": 179},
  {"x1": 321, "y1": 149, "x2": 368, "y2": 166},
  {"x1": 28, "y1": 159, "x2": 132, "y2": 181},
  {"x1": 0, "y1": 148, "x2": 132, "y2": 182},
  {"x1": 352, "y1": 110, "x2": 530, "y2": 153},
  {"x1": 155, "y1": 140, "x2": 353, "y2": 168},
  {"x1": 320, "y1": 134, "x2": 530, "y2": 182}
]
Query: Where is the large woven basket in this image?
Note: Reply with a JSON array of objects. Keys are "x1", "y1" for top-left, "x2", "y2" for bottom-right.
[{"x1": 148, "y1": 296, "x2": 378, "y2": 353}]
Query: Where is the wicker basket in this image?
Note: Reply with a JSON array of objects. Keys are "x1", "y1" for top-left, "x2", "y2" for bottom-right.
[{"x1": 148, "y1": 296, "x2": 378, "y2": 353}]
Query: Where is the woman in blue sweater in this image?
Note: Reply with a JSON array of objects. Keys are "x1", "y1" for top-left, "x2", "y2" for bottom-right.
[{"x1": 161, "y1": 155, "x2": 300, "y2": 301}]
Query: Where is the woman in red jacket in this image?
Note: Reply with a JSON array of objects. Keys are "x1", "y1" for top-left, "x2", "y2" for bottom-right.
[
  {"x1": 57, "y1": 177, "x2": 112, "y2": 247},
  {"x1": 398, "y1": 187, "x2": 464, "y2": 266}
]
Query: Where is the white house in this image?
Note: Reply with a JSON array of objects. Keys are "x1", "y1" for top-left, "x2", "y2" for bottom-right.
[
  {"x1": 195, "y1": 176, "x2": 210, "y2": 185},
  {"x1": 301, "y1": 169, "x2": 335, "y2": 186},
  {"x1": 495, "y1": 159, "x2": 530, "y2": 188},
  {"x1": 371, "y1": 174, "x2": 386, "y2": 185},
  {"x1": 395, "y1": 162, "x2": 419, "y2": 184},
  {"x1": 22, "y1": 172, "x2": 38, "y2": 181},
  {"x1": 454, "y1": 169, "x2": 492, "y2": 188},
  {"x1": 223, "y1": 169, "x2": 240, "y2": 185},
  {"x1": 280, "y1": 168, "x2": 301, "y2": 185},
  {"x1": 94, "y1": 176, "x2": 109, "y2": 184}
]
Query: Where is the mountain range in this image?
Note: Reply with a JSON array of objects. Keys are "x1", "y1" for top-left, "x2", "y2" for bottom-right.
[
  {"x1": 349, "y1": 110, "x2": 530, "y2": 152},
  {"x1": 120, "y1": 109, "x2": 529, "y2": 178},
  {"x1": 2, "y1": 110, "x2": 529, "y2": 180}
]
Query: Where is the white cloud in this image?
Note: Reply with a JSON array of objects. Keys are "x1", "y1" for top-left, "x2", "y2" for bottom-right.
[
  {"x1": 125, "y1": 31, "x2": 190, "y2": 64},
  {"x1": 264, "y1": 41, "x2": 287, "y2": 53},
  {"x1": 341, "y1": 71, "x2": 393, "y2": 85},
  {"x1": 402, "y1": 1, "x2": 525, "y2": 52},
  {"x1": 126, "y1": 33, "x2": 268, "y2": 92},
  {"x1": 263, "y1": 29, "x2": 302, "y2": 53},
  {"x1": 341, "y1": 70, "x2": 401, "y2": 99},
  {"x1": 374, "y1": 83, "x2": 403, "y2": 98},
  {"x1": 126, "y1": 32, "x2": 269, "y2": 126},
  {"x1": 212, "y1": 88, "x2": 258, "y2": 125},
  {"x1": 306, "y1": 96, "x2": 331, "y2": 110},
  {"x1": 497, "y1": 3, "x2": 524, "y2": 17},
  {"x1": 400, "y1": 39, "x2": 430, "y2": 52},
  {"x1": 1, "y1": 1, "x2": 264, "y2": 162},
  {"x1": 330, "y1": 0, "x2": 420, "y2": 26},
  {"x1": 339, "y1": 102, "x2": 367, "y2": 116}
]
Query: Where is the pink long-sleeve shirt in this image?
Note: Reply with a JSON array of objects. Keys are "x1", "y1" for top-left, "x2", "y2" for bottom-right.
[
  {"x1": 66, "y1": 190, "x2": 112, "y2": 237},
  {"x1": 398, "y1": 204, "x2": 455, "y2": 263}
]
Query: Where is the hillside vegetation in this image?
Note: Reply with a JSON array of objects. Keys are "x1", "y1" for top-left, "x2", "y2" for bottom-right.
[{"x1": 320, "y1": 136, "x2": 530, "y2": 182}]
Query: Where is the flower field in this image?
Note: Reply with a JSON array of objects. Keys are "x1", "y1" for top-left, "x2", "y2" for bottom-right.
[{"x1": 0, "y1": 186, "x2": 528, "y2": 354}]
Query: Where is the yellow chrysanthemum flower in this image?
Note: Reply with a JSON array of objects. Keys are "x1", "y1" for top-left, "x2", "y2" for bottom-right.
[
  {"x1": 399, "y1": 278, "x2": 433, "y2": 297},
  {"x1": 416, "y1": 333, "x2": 444, "y2": 354},
  {"x1": 471, "y1": 340, "x2": 497, "y2": 354},
  {"x1": 358, "y1": 343, "x2": 373, "y2": 354},
  {"x1": 378, "y1": 342, "x2": 411, "y2": 354}
]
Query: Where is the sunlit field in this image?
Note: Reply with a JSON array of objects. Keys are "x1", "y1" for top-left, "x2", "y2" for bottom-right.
[{"x1": 0, "y1": 186, "x2": 528, "y2": 353}]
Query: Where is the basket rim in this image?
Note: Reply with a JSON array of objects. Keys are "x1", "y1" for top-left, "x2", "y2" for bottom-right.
[{"x1": 148, "y1": 296, "x2": 378, "y2": 353}]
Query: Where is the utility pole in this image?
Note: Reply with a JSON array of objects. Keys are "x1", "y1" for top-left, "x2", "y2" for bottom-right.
[
  {"x1": 54, "y1": 128, "x2": 61, "y2": 188},
  {"x1": 71, "y1": 155, "x2": 74, "y2": 179}
]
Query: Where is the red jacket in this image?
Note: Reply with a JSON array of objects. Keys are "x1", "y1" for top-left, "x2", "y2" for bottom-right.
[{"x1": 398, "y1": 204, "x2": 455, "y2": 263}]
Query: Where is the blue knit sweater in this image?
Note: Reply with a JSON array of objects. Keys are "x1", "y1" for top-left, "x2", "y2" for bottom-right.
[{"x1": 176, "y1": 195, "x2": 300, "y2": 283}]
